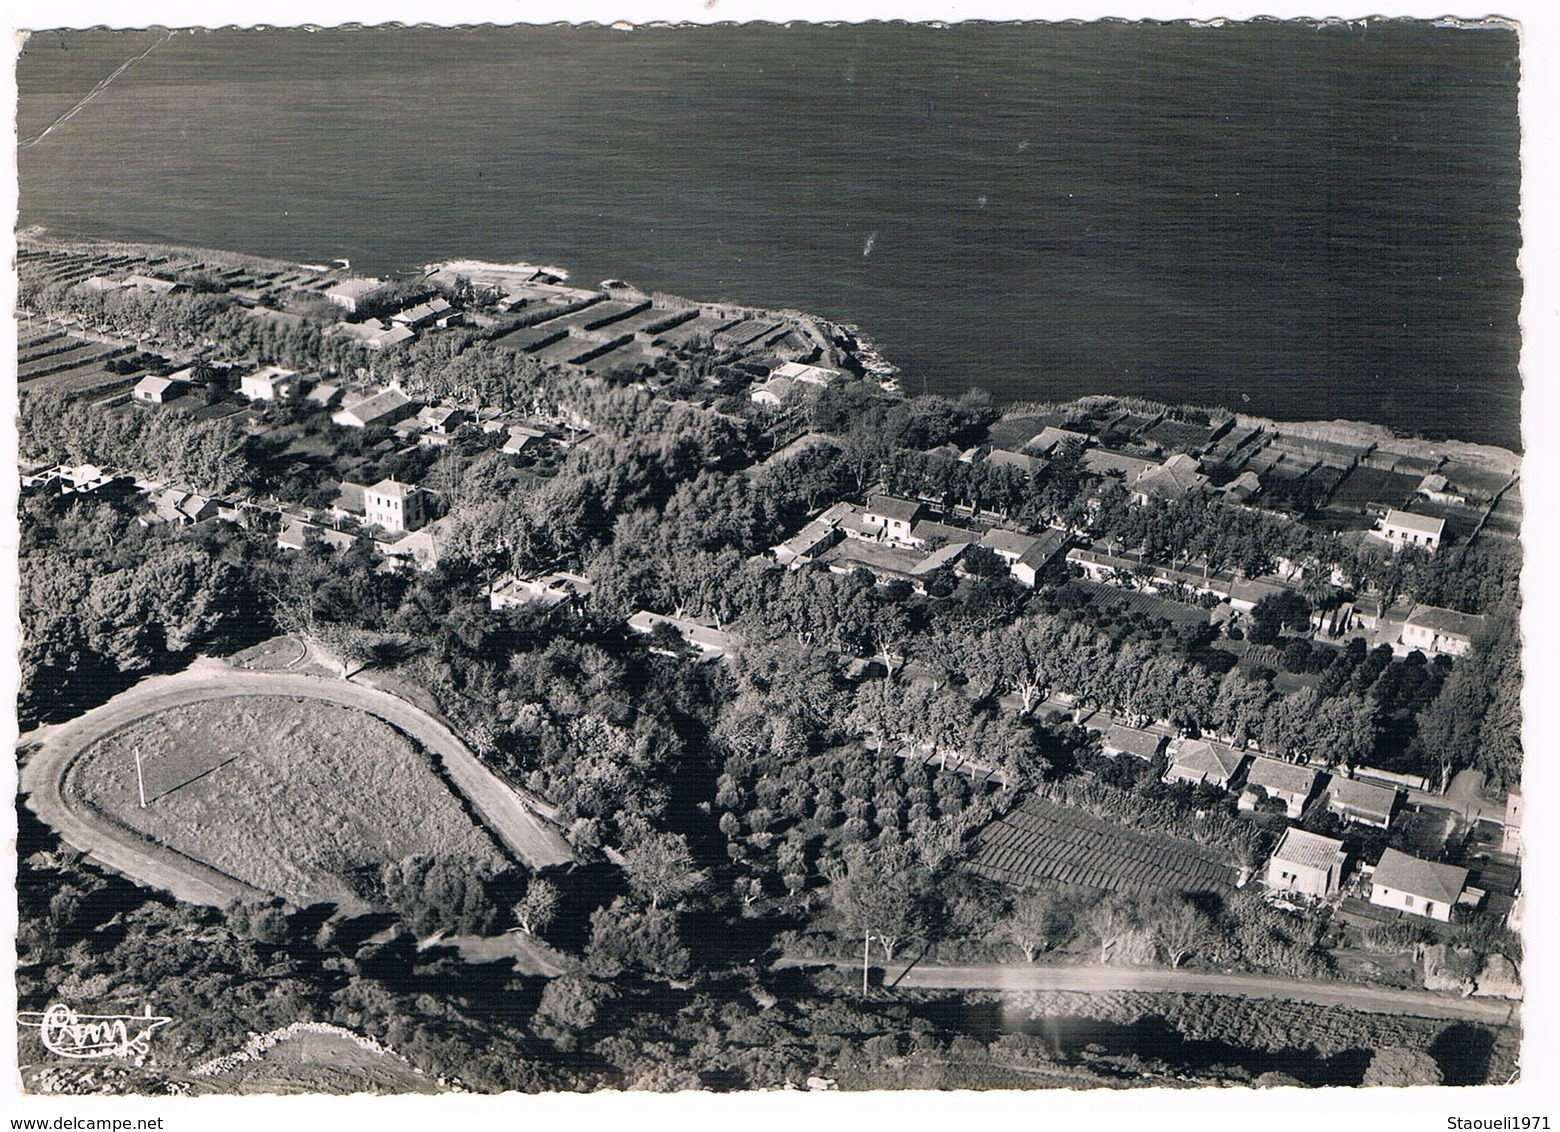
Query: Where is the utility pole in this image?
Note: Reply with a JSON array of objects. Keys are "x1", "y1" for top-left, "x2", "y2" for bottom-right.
[
  {"x1": 134, "y1": 746, "x2": 147, "y2": 808},
  {"x1": 861, "y1": 933, "x2": 876, "y2": 997}
]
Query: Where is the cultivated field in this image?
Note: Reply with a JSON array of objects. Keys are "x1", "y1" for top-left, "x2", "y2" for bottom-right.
[
  {"x1": 68, "y1": 696, "x2": 508, "y2": 907},
  {"x1": 970, "y1": 797, "x2": 1236, "y2": 896}
]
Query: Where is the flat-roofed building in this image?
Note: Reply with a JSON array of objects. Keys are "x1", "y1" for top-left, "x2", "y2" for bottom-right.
[
  {"x1": 239, "y1": 365, "x2": 300, "y2": 401},
  {"x1": 1267, "y1": 828, "x2": 1348, "y2": 900}
]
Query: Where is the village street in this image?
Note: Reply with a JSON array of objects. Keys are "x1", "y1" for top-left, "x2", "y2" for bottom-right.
[{"x1": 773, "y1": 957, "x2": 1519, "y2": 1026}]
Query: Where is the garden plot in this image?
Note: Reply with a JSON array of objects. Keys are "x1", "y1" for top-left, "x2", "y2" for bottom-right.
[{"x1": 971, "y1": 796, "x2": 1237, "y2": 896}]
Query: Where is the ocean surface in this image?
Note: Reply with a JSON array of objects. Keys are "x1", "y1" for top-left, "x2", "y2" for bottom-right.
[{"x1": 16, "y1": 22, "x2": 1523, "y2": 450}]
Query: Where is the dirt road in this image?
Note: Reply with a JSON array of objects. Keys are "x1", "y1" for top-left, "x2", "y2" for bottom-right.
[
  {"x1": 20, "y1": 660, "x2": 574, "y2": 907},
  {"x1": 775, "y1": 957, "x2": 1520, "y2": 1026}
]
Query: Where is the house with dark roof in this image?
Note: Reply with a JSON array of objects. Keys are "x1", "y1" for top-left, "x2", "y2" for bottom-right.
[
  {"x1": 1267, "y1": 828, "x2": 1348, "y2": 900},
  {"x1": 277, "y1": 519, "x2": 358, "y2": 553},
  {"x1": 331, "y1": 388, "x2": 418, "y2": 429},
  {"x1": 1163, "y1": 739, "x2": 1248, "y2": 790},
  {"x1": 1010, "y1": 528, "x2": 1072, "y2": 588},
  {"x1": 1369, "y1": 848, "x2": 1470, "y2": 922},
  {"x1": 984, "y1": 448, "x2": 1048, "y2": 476},
  {"x1": 1131, "y1": 453, "x2": 1210, "y2": 505},
  {"x1": 1101, "y1": 724, "x2": 1165, "y2": 761},
  {"x1": 862, "y1": 494, "x2": 924, "y2": 543},
  {"x1": 1324, "y1": 776, "x2": 1401, "y2": 829},
  {"x1": 1398, "y1": 604, "x2": 1487, "y2": 658},
  {"x1": 1024, "y1": 426, "x2": 1091, "y2": 456},
  {"x1": 1239, "y1": 757, "x2": 1318, "y2": 818}
]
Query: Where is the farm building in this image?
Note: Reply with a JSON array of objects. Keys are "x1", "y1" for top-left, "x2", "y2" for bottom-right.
[
  {"x1": 749, "y1": 376, "x2": 794, "y2": 406},
  {"x1": 277, "y1": 520, "x2": 357, "y2": 553},
  {"x1": 771, "y1": 514, "x2": 847, "y2": 568},
  {"x1": 1101, "y1": 724, "x2": 1165, "y2": 761},
  {"x1": 332, "y1": 389, "x2": 418, "y2": 430},
  {"x1": 1369, "y1": 848, "x2": 1471, "y2": 923},
  {"x1": 328, "y1": 320, "x2": 416, "y2": 351},
  {"x1": 1024, "y1": 426, "x2": 1091, "y2": 456},
  {"x1": 770, "y1": 360, "x2": 840, "y2": 387},
  {"x1": 1266, "y1": 828, "x2": 1348, "y2": 901},
  {"x1": 1324, "y1": 776, "x2": 1401, "y2": 829},
  {"x1": 1008, "y1": 529, "x2": 1071, "y2": 588},
  {"x1": 391, "y1": 298, "x2": 460, "y2": 329},
  {"x1": 1131, "y1": 453, "x2": 1209, "y2": 505},
  {"x1": 1163, "y1": 740, "x2": 1247, "y2": 790},
  {"x1": 324, "y1": 277, "x2": 385, "y2": 313},
  {"x1": 985, "y1": 448, "x2": 1048, "y2": 476},
  {"x1": 133, "y1": 374, "x2": 187, "y2": 405},
  {"x1": 1376, "y1": 508, "x2": 1445, "y2": 553},
  {"x1": 1239, "y1": 757, "x2": 1318, "y2": 819},
  {"x1": 490, "y1": 572, "x2": 595, "y2": 613}
]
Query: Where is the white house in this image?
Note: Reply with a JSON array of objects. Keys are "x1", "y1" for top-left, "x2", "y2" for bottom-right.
[
  {"x1": 1377, "y1": 508, "x2": 1445, "y2": 553},
  {"x1": 132, "y1": 375, "x2": 186, "y2": 405},
  {"x1": 1369, "y1": 848, "x2": 1470, "y2": 923},
  {"x1": 363, "y1": 478, "x2": 428, "y2": 534},
  {"x1": 1239, "y1": 756, "x2": 1318, "y2": 819},
  {"x1": 239, "y1": 365, "x2": 300, "y2": 401},
  {"x1": 1398, "y1": 604, "x2": 1487, "y2": 658},
  {"x1": 1324, "y1": 776, "x2": 1400, "y2": 829},
  {"x1": 770, "y1": 360, "x2": 841, "y2": 387},
  {"x1": 1266, "y1": 828, "x2": 1348, "y2": 901},
  {"x1": 332, "y1": 388, "x2": 418, "y2": 429},
  {"x1": 861, "y1": 494, "x2": 924, "y2": 544}
]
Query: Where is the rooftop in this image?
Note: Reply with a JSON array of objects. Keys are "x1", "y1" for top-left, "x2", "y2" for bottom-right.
[
  {"x1": 1372, "y1": 847, "x2": 1469, "y2": 905},
  {"x1": 1272, "y1": 827, "x2": 1347, "y2": 872},
  {"x1": 1245, "y1": 756, "x2": 1318, "y2": 797},
  {"x1": 1326, "y1": 776, "x2": 1400, "y2": 818},
  {"x1": 1384, "y1": 508, "x2": 1446, "y2": 537},
  {"x1": 1170, "y1": 739, "x2": 1247, "y2": 780},
  {"x1": 865, "y1": 494, "x2": 923, "y2": 523},
  {"x1": 1405, "y1": 604, "x2": 1488, "y2": 640}
]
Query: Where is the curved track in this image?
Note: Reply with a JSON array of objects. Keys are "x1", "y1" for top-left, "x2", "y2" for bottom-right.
[{"x1": 20, "y1": 661, "x2": 574, "y2": 907}]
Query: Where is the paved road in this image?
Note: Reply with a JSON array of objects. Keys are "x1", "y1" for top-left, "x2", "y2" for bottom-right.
[
  {"x1": 776, "y1": 958, "x2": 1520, "y2": 1026},
  {"x1": 20, "y1": 661, "x2": 574, "y2": 907}
]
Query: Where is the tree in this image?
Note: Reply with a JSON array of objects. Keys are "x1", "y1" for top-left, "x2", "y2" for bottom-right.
[
  {"x1": 511, "y1": 877, "x2": 561, "y2": 936},
  {"x1": 1146, "y1": 894, "x2": 1215, "y2": 968},
  {"x1": 620, "y1": 829, "x2": 708, "y2": 910},
  {"x1": 532, "y1": 973, "x2": 616, "y2": 1052},
  {"x1": 829, "y1": 844, "x2": 928, "y2": 962},
  {"x1": 1004, "y1": 885, "x2": 1061, "y2": 962},
  {"x1": 1083, "y1": 894, "x2": 1140, "y2": 964},
  {"x1": 585, "y1": 897, "x2": 691, "y2": 980}
]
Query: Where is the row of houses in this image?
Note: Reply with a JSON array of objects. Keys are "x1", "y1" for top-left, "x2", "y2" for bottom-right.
[{"x1": 1266, "y1": 829, "x2": 1477, "y2": 923}]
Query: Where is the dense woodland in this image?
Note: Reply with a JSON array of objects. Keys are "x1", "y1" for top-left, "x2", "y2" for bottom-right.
[{"x1": 15, "y1": 260, "x2": 1523, "y2": 1091}]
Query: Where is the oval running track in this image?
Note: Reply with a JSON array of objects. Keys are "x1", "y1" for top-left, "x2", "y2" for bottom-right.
[{"x1": 19, "y1": 660, "x2": 575, "y2": 907}]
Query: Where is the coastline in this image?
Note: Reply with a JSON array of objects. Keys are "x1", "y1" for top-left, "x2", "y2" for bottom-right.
[{"x1": 18, "y1": 228, "x2": 1521, "y2": 466}]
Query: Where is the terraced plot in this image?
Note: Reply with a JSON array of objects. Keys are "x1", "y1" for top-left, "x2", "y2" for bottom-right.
[{"x1": 970, "y1": 796, "x2": 1236, "y2": 896}]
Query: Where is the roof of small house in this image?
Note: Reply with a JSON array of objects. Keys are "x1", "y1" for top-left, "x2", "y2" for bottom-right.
[
  {"x1": 245, "y1": 365, "x2": 298, "y2": 386},
  {"x1": 368, "y1": 478, "x2": 417, "y2": 500},
  {"x1": 1272, "y1": 827, "x2": 1347, "y2": 872},
  {"x1": 1404, "y1": 604, "x2": 1487, "y2": 641},
  {"x1": 910, "y1": 541, "x2": 969, "y2": 575},
  {"x1": 135, "y1": 375, "x2": 177, "y2": 396},
  {"x1": 750, "y1": 376, "x2": 794, "y2": 402},
  {"x1": 1025, "y1": 426, "x2": 1090, "y2": 455},
  {"x1": 985, "y1": 448, "x2": 1047, "y2": 474},
  {"x1": 1168, "y1": 739, "x2": 1248, "y2": 781},
  {"x1": 1384, "y1": 508, "x2": 1446, "y2": 537},
  {"x1": 865, "y1": 494, "x2": 923, "y2": 523},
  {"x1": 1326, "y1": 776, "x2": 1400, "y2": 819},
  {"x1": 771, "y1": 361, "x2": 840, "y2": 385},
  {"x1": 1082, "y1": 449, "x2": 1158, "y2": 480},
  {"x1": 1372, "y1": 847, "x2": 1469, "y2": 905},
  {"x1": 1102, "y1": 724, "x2": 1164, "y2": 759},
  {"x1": 979, "y1": 527, "x2": 1039, "y2": 558},
  {"x1": 1017, "y1": 528, "x2": 1071, "y2": 569},
  {"x1": 912, "y1": 518, "x2": 976, "y2": 545},
  {"x1": 334, "y1": 481, "x2": 368, "y2": 514},
  {"x1": 338, "y1": 389, "x2": 413, "y2": 424},
  {"x1": 1245, "y1": 756, "x2": 1318, "y2": 798},
  {"x1": 325, "y1": 277, "x2": 385, "y2": 301}
]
